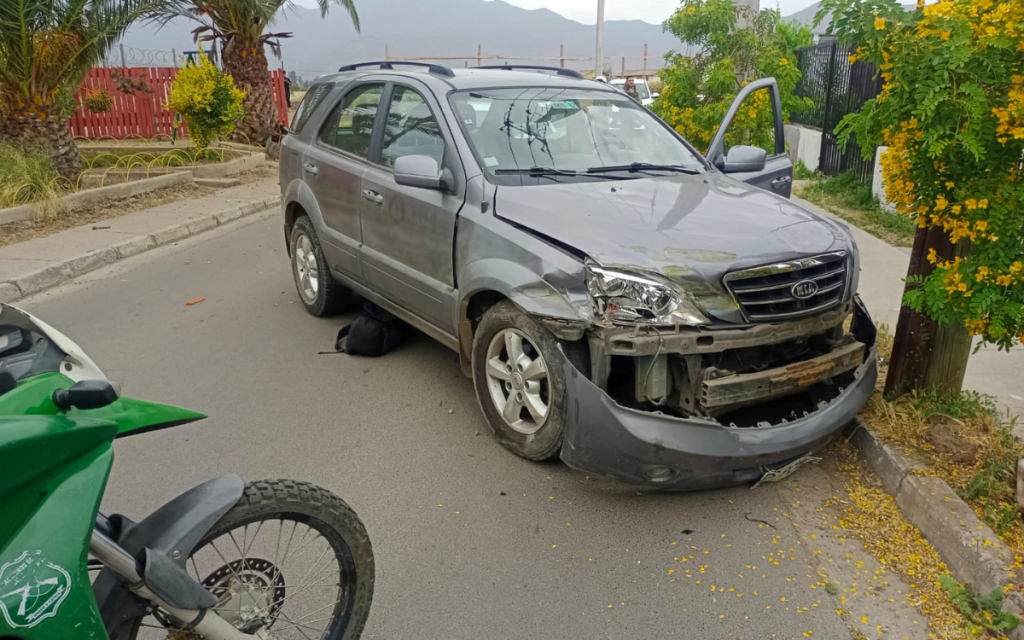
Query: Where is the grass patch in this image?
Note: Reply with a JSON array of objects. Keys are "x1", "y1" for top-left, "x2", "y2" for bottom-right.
[
  {"x1": 0, "y1": 142, "x2": 66, "y2": 215},
  {"x1": 939, "y1": 574, "x2": 1020, "y2": 635},
  {"x1": 796, "y1": 171, "x2": 917, "y2": 247},
  {"x1": 793, "y1": 159, "x2": 822, "y2": 180},
  {"x1": 81, "y1": 148, "x2": 223, "y2": 169}
]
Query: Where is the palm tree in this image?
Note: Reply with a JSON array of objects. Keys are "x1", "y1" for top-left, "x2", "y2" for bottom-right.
[
  {"x1": 0, "y1": 0, "x2": 161, "y2": 179},
  {"x1": 157, "y1": 0, "x2": 358, "y2": 145}
]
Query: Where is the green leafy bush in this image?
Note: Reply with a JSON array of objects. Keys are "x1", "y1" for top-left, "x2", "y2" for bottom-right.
[
  {"x1": 653, "y1": 0, "x2": 813, "y2": 154},
  {"x1": 166, "y1": 49, "x2": 246, "y2": 149}
]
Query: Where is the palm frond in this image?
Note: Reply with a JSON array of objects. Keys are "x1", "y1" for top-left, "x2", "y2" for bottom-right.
[{"x1": 0, "y1": 0, "x2": 170, "y2": 101}]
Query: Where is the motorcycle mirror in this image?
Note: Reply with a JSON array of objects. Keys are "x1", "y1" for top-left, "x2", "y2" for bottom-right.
[{"x1": 53, "y1": 379, "x2": 120, "y2": 411}]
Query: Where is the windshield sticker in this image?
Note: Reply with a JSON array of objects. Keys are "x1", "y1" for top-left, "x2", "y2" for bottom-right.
[
  {"x1": 545, "y1": 100, "x2": 577, "y2": 110},
  {"x1": 0, "y1": 550, "x2": 72, "y2": 629},
  {"x1": 484, "y1": 157, "x2": 499, "y2": 167}
]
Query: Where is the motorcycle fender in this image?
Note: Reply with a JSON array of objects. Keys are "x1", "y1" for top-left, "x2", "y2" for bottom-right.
[{"x1": 93, "y1": 474, "x2": 245, "y2": 637}]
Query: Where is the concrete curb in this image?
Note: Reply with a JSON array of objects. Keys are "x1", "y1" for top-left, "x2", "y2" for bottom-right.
[
  {"x1": 0, "y1": 196, "x2": 280, "y2": 304},
  {"x1": 0, "y1": 172, "x2": 194, "y2": 226},
  {"x1": 845, "y1": 421, "x2": 1024, "y2": 633}
]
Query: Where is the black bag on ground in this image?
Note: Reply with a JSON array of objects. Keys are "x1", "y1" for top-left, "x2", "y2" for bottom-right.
[{"x1": 333, "y1": 302, "x2": 404, "y2": 357}]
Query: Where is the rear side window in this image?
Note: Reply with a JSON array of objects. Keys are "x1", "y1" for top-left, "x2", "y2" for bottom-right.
[
  {"x1": 290, "y1": 84, "x2": 331, "y2": 134},
  {"x1": 318, "y1": 84, "x2": 385, "y2": 159}
]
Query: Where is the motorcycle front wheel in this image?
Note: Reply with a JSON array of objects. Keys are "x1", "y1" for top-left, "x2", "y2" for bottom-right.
[{"x1": 124, "y1": 479, "x2": 374, "y2": 640}]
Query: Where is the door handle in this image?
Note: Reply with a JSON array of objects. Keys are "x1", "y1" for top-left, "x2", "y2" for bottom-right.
[
  {"x1": 771, "y1": 176, "x2": 792, "y2": 189},
  {"x1": 303, "y1": 162, "x2": 319, "y2": 176},
  {"x1": 361, "y1": 189, "x2": 384, "y2": 205}
]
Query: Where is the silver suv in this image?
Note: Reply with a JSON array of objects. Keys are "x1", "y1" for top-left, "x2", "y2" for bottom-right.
[{"x1": 280, "y1": 63, "x2": 878, "y2": 490}]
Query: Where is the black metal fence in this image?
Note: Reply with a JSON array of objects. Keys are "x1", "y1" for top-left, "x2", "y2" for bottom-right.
[{"x1": 793, "y1": 41, "x2": 884, "y2": 181}]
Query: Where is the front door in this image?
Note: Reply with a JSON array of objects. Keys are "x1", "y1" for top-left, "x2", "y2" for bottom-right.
[
  {"x1": 303, "y1": 82, "x2": 386, "y2": 281},
  {"x1": 358, "y1": 81, "x2": 465, "y2": 332},
  {"x1": 705, "y1": 78, "x2": 793, "y2": 198}
]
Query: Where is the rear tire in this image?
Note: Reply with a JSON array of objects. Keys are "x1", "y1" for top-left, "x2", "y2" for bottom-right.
[{"x1": 291, "y1": 216, "x2": 354, "y2": 316}]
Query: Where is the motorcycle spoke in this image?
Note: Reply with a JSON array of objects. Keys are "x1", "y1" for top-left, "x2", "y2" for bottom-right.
[
  {"x1": 273, "y1": 609, "x2": 317, "y2": 640},
  {"x1": 272, "y1": 615, "x2": 335, "y2": 635}
]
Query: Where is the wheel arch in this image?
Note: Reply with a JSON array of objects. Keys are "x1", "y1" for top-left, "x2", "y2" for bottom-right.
[{"x1": 282, "y1": 179, "x2": 326, "y2": 256}]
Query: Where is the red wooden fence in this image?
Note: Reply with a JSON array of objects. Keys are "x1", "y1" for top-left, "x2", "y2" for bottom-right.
[{"x1": 69, "y1": 67, "x2": 290, "y2": 139}]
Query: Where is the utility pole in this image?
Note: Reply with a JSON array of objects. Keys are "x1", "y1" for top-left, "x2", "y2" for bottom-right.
[
  {"x1": 594, "y1": 0, "x2": 605, "y2": 77},
  {"x1": 735, "y1": 0, "x2": 759, "y2": 29}
]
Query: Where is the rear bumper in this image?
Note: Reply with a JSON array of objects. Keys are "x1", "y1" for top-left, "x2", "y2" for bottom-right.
[{"x1": 558, "y1": 298, "x2": 877, "y2": 491}]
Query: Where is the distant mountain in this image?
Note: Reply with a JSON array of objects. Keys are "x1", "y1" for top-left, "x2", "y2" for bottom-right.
[
  {"x1": 119, "y1": 0, "x2": 688, "y2": 80},
  {"x1": 116, "y1": 0, "x2": 879, "y2": 81}
]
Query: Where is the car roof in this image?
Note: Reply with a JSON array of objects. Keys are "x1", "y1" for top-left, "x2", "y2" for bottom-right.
[{"x1": 316, "y1": 66, "x2": 622, "y2": 94}]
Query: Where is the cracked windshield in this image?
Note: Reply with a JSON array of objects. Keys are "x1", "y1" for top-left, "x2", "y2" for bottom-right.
[
  {"x1": 2, "y1": 0, "x2": 1024, "y2": 639},
  {"x1": 451, "y1": 88, "x2": 703, "y2": 176}
]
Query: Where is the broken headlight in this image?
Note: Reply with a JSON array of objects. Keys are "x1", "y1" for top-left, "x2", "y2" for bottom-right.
[{"x1": 586, "y1": 262, "x2": 709, "y2": 326}]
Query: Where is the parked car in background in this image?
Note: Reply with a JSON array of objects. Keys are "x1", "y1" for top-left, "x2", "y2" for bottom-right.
[
  {"x1": 610, "y1": 77, "x2": 657, "y2": 106},
  {"x1": 280, "y1": 63, "x2": 877, "y2": 490}
]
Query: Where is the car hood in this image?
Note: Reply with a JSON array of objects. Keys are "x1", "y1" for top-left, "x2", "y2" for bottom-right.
[{"x1": 493, "y1": 172, "x2": 851, "y2": 285}]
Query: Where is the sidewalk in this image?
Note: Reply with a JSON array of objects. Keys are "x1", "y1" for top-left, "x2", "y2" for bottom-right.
[
  {"x1": 0, "y1": 177, "x2": 280, "y2": 302},
  {"x1": 793, "y1": 194, "x2": 1024, "y2": 426}
]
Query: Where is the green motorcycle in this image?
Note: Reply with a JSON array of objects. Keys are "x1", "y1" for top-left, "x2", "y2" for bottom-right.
[{"x1": 0, "y1": 303, "x2": 374, "y2": 640}]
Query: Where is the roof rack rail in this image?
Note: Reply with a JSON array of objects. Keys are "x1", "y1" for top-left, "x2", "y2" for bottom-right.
[
  {"x1": 478, "y1": 65, "x2": 585, "y2": 79},
  {"x1": 337, "y1": 61, "x2": 455, "y2": 78}
]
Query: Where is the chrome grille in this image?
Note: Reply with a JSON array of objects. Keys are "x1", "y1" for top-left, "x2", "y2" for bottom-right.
[{"x1": 723, "y1": 252, "x2": 848, "y2": 322}]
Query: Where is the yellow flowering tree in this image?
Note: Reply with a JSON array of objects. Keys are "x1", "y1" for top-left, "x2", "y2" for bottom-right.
[
  {"x1": 166, "y1": 49, "x2": 246, "y2": 149},
  {"x1": 653, "y1": 0, "x2": 813, "y2": 154},
  {"x1": 821, "y1": 0, "x2": 1024, "y2": 395}
]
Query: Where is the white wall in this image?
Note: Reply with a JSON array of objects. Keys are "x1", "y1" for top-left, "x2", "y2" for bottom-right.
[
  {"x1": 783, "y1": 124, "x2": 823, "y2": 172},
  {"x1": 871, "y1": 146, "x2": 897, "y2": 213}
]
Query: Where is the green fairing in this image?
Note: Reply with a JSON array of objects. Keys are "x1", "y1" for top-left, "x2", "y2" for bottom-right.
[
  {"x1": 0, "y1": 372, "x2": 205, "y2": 637},
  {"x1": 0, "y1": 416, "x2": 114, "y2": 638},
  {"x1": 0, "y1": 372, "x2": 206, "y2": 436}
]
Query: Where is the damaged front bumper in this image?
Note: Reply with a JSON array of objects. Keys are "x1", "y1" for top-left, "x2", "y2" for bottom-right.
[{"x1": 557, "y1": 297, "x2": 878, "y2": 490}]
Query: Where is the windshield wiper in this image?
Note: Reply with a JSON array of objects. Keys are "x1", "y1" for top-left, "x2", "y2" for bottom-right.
[
  {"x1": 587, "y1": 162, "x2": 701, "y2": 175},
  {"x1": 495, "y1": 167, "x2": 578, "y2": 177},
  {"x1": 494, "y1": 167, "x2": 629, "y2": 180}
]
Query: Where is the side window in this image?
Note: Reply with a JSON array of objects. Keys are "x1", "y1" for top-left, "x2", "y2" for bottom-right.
[
  {"x1": 722, "y1": 87, "x2": 777, "y2": 156},
  {"x1": 380, "y1": 86, "x2": 444, "y2": 169},
  {"x1": 290, "y1": 83, "x2": 331, "y2": 134},
  {"x1": 318, "y1": 83, "x2": 385, "y2": 158}
]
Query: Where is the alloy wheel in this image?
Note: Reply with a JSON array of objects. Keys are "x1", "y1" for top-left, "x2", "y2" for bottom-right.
[
  {"x1": 294, "y1": 234, "x2": 319, "y2": 303},
  {"x1": 484, "y1": 328, "x2": 550, "y2": 435}
]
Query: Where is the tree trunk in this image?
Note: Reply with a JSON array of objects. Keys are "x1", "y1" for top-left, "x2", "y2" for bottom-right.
[
  {"x1": 884, "y1": 225, "x2": 973, "y2": 399},
  {"x1": 0, "y1": 101, "x2": 82, "y2": 180},
  {"x1": 222, "y1": 45, "x2": 277, "y2": 147}
]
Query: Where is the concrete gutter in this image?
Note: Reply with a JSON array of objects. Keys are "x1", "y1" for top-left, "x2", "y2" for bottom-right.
[
  {"x1": 0, "y1": 195, "x2": 280, "y2": 303},
  {"x1": 0, "y1": 172, "x2": 193, "y2": 226},
  {"x1": 845, "y1": 421, "x2": 1024, "y2": 635}
]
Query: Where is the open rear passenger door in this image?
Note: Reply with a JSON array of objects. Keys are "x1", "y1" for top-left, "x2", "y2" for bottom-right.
[{"x1": 705, "y1": 77, "x2": 793, "y2": 198}]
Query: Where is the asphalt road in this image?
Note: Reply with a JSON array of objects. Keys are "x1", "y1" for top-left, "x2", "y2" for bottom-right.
[{"x1": 24, "y1": 212, "x2": 928, "y2": 640}]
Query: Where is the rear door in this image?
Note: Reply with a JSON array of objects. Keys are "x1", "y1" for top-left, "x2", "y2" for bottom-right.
[
  {"x1": 358, "y1": 79, "x2": 465, "y2": 333},
  {"x1": 302, "y1": 82, "x2": 386, "y2": 281},
  {"x1": 705, "y1": 77, "x2": 793, "y2": 198}
]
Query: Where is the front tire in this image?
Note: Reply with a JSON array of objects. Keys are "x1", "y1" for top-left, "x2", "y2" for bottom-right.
[
  {"x1": 471, "y1": 301, "x2": 587, "y2": 461},
  {"x1": 123, "y1": 479, "x2": 374, "y2": 640},
  {"x1": 291, "y1": 216, "x2": 354, "y2": 316}
]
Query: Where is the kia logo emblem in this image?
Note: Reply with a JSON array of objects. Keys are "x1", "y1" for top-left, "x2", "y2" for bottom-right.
[{"x1": 791, "y1": 280, "x2": 818, "y2": 299}]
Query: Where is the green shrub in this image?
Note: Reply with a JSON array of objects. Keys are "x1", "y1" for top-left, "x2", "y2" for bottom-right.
[
  {"x1": 166, "y1": 49, "x2": 246, "y2": 149},
  {"x1": 0, "y1": 142, "x2": 65, "y2": 214}
]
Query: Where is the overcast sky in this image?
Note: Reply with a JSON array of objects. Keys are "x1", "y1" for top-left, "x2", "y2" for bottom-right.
[{"x1": 292, "y1": 0, "x2": 822, "y2": 26}]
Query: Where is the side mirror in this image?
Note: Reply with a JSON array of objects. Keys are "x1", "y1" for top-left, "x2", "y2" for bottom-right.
[
  {"x1": 394, "y1": 155, "x2": 445, "y2": 190},
  {"x1": 651, "y1": 92, "x2": 660, "y2": 99},
  {"x1": 719, "y1": 145, "x2": 767, "y2": 173},
  {"x1": 53, "y1": 379, "x2": 120, "y2": 411}
]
